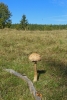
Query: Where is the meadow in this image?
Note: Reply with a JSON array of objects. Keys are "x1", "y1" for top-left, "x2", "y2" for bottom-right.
[{"x1": 0, "y1": 29, "x2": 67, "y2": 100}]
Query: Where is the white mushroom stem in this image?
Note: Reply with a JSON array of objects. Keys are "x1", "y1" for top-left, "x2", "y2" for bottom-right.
[{"x1": 33, "y1": 62, "x2": 37, "y2": 82}]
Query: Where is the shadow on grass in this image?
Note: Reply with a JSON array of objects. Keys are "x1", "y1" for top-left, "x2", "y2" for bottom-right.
[
  {"x1": 37, "y1": 70, "x2": 46, "y2": 80},
  {"x1": 43, "y1": 57, "x2": 67, "y2": 76}
]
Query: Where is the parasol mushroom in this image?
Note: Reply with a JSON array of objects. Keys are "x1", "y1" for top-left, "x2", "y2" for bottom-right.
[{"x1": 29, "y1": 53, "x2": 41, "y2": 82}]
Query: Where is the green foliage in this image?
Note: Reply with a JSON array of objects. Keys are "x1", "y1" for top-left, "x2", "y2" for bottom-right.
[
  {"x1": 0, "y1": 18, "x2": 4, "y2": 28},
  {"x1": 20, "y1": 15, "x2": 28, "y2": 30},
  {"x1": 0, "y1": 2, "x2": 12, "y2": 29},
  {"x1": 28, "y1": 24, "x2": 44, "y2": 31},
  {"x1": 6, "y1": 19, "x2": 12, "y2": 28},
  {"x1": 11, "y1": 23, "x2": 67, "y2": 31}
]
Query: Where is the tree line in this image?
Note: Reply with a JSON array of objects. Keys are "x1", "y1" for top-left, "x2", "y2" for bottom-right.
[{"x1": 0, "y1": 2, "x2": 67, "y2": 31}]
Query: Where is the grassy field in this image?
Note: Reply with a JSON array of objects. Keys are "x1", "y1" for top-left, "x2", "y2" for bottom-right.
[{"x1": 0, "y1": 29, "x2": 67, "y2": 100}]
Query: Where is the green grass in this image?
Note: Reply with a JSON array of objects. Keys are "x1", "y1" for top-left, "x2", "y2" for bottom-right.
[{"x1": 0, "y1": 29, "x2": 67, "y2": 100}]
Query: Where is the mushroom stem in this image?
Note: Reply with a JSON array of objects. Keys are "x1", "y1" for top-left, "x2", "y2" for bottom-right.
[
  {"x1": 29, "y1": 53, "x2": 41, "y2": 82},
  {"x1": 33, "y1": 62, "x2": 37, "y2": 82}
]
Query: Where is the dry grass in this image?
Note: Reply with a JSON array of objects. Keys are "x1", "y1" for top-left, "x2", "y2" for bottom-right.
[{"x1": 0, "y1": 29, "x2": 67, "y2": 100}]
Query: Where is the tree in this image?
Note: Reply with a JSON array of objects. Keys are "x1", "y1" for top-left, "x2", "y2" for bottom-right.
[
  {"x1": 6, "y1": 19, "x2": 12, "y2": 28},
  {"x1": 0, "y1": 2, "x2": 12, "y2": 28},
  {"x1": 20, "y1": 15, "x2": 28, "y2": 30}
]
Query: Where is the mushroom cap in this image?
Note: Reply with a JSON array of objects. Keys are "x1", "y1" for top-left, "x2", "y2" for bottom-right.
[{"x1": 29, "y1": 53, "x2": 41, "y2": 62}]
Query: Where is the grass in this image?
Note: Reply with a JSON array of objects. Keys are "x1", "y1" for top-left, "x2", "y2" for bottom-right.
[{"x1": 0, "y1": 29, "x2": 67, "y2": 100}]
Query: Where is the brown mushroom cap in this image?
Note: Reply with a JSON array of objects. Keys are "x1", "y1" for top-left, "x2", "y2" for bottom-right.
[{"x1": 29, "y1": 53, "x2": 41, "y2": 62}]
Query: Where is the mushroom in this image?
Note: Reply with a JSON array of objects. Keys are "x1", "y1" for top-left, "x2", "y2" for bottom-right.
[{"x1": 29, "y1": 53, "x2": 41, "y2": 82}]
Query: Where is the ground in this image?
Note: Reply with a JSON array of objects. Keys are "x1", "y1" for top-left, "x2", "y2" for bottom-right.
[{"x1": 0, "y1": 29, "x2": 67, "y2": 100}]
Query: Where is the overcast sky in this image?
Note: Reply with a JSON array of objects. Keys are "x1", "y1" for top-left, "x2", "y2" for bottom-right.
[{"x1": 1, "y1": 0, "x2": 67, "y2": 24}]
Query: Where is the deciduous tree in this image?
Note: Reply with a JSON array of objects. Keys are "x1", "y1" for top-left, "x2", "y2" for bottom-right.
[{"x1": 0, "y1": 2, "x2": 12, "y2": 28}]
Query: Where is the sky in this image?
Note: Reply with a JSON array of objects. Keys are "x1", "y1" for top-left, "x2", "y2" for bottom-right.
[{"x1": 0, "y1": 0, "x2": 67, "y2": 25}]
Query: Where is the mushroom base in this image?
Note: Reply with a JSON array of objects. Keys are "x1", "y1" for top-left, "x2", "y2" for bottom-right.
[{"x1": 33, "y1": 75, "x2": 37, "y2": 82}]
